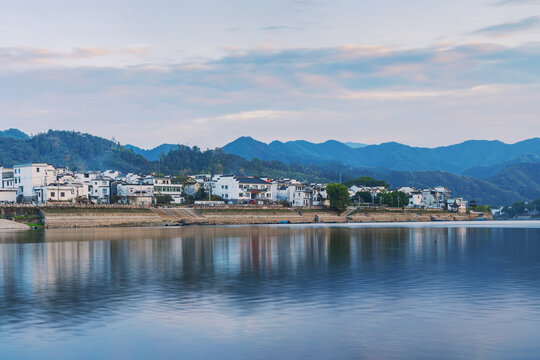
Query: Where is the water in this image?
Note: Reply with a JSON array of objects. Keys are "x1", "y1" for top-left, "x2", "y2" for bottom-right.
[{"x1": 1, "y1": 222, "x2": 540, "y2": 359}]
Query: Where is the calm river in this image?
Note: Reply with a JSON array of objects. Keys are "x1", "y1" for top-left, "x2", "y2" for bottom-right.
[{"x1": 1, "y1": 222, "x2": 540, "y2": 359}]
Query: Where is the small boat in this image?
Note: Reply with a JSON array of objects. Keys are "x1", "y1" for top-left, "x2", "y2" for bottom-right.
[{"x1": 279, "y1": 220, "x2": 290, "y2": 224}]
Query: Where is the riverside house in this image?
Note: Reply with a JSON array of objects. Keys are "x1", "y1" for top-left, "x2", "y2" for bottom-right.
[{"x1": 213, "y1": 175, "x2": 273, "y2": 204}]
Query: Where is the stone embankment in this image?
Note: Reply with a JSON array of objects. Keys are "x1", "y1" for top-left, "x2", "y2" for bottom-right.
[
  {"x1": 155, "y1": 207, "x2": 492, "y2": 225},
  {"x1": 41, "y1": 207, "x2": 163, "y2": 228},
  {"x1": 5, "y1": 205, "x2": 492, "y2": 229}
]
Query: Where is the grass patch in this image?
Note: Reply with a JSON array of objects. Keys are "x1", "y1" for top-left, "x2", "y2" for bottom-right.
[{"x1": 25, "y1": 223, "x2": 44, "y2": 228}]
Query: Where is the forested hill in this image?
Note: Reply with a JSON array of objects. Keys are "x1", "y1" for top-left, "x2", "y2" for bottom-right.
[
  {"x1": 0, "y1": 130, "x2": 149, "y2": 173},
  {"x1": 0, "y1": 129, "x2": 539, "y2": 205},
  {"x1": 0, "y1": 130, "x2": 350, "y2": 182},
  {"x1": 0, "y1": 128, "x2": 29, "y2": 139}
]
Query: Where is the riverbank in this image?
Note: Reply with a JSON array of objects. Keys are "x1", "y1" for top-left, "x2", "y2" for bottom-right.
[
  {"x1": 0, "y1": 219, "x2": 31, "y2": 231},
  {"x1": 1, "y1": 205, "x2": 492, "y2": 228}
]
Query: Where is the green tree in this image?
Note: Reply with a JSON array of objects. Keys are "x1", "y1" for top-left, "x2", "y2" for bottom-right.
[
  {"x1": 326, "y1": 183, "x2": 351, "y2": 211},
  {"x1": 475, "y1": 205, "x2": 492, "y2": 213},
  {"x1": 502, "y1": 201, "x2": 527, "y2": 218},
  {"x1": 356, "y1": 191, "x2": 373, "y2": 204},
  {"x1": 527, "y1": 199, "x2": 540, "y2": 212},
  {"x1": 344, "y1": 176, "x2": 389, "y2": 188},
  {"x1": 375, "y1": 191, "x2": 408, "y2": 207}
]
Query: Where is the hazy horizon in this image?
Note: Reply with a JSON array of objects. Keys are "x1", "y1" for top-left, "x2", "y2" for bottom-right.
[{"x1": 2, "y1": 1, "x2": 540, "y2": 148}]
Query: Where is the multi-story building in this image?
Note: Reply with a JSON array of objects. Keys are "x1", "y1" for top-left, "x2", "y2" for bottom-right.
[
  {"x1": 213, "y1": 175, "x2": 273, "y2": 204},
  {"x1": 90, "y1": 177, "x2": 111, "y2": 203},
  {"x1": 13, "y1": 163, "x2": 57, "y2": 202},
  {"x1": 0, "y1": 167, "x2": 14, "y2": 189},
  {"x1": 152, "y1": 176, "x2": 184, "y2": 204},
  {"x1": 0, "y1": 168, "x2": 16, "y2": 203},
  {"x1": 116, "y1": 183, "x2": 154, "y2": 206}
]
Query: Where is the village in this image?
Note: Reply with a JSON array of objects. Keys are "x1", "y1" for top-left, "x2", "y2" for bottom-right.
[{"x1": 0, "y1": 162, "x2": 469, "y2": 213}]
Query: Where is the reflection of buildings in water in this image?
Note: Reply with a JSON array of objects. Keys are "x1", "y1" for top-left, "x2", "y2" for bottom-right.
[{"x1": 0, "y1": 225, "x2": 507, "y2": 329}]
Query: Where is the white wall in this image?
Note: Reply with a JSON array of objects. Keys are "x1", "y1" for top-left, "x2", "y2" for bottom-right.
[{"x1": 14, "y1": 164, "x2": 57, "y2": 199}]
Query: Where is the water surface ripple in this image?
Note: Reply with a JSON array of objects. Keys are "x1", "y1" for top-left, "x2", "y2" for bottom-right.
[{"x1": 1, "y1": 223, "x2": 540, "y2": 359}]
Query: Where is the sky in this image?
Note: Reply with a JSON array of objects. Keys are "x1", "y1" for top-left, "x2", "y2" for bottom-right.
[{"x1": 1, "y1": 0, "x2": 540, "y2": 149}]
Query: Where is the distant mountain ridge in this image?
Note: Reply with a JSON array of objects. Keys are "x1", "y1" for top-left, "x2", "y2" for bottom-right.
[
  {"x1": 125, "y1": 144, "x2": 179, "y2": 161},
  {"x1": 344, "y1": 142, "x2": 367, "y2": 148},
  {"x1": 223, "y1": 136, "x2": 540, "y2": 175}
]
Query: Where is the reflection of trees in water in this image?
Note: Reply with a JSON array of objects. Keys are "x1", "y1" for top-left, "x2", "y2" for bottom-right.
[{"x1": 0, "y1": 226, "x2": 539, "y2": 329}]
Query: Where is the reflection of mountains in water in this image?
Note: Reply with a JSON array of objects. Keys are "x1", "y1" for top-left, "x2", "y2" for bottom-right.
[{"x1": 1, "y1": 226, "x2": 539, "y2": 330}]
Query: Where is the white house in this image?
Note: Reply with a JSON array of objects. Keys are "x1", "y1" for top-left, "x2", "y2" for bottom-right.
[
  {"x1": 13, "y1": 163, "x2": 57, "y2": 202},
  {"x1": 213, "y1": 175, "x2": 273, "y2": 204},
  {"x1": 289, "y1": 182, "x2": 312, "y2": 207},
  {"x1": 152, "y1": 176, "x2": 184, "y2": 204},
  {"x1": 1, "y1": 167, "x2": 15, "y2": 189},
  {"x1": 311, "y1": 184, "x2": 328, "y2": 206},
  {"x1": 35, "y1": 184, "x2": 77, "y2": 203},
  {"x1": 421, "y1": 187, "x2": 452, "y2": 208},
  {"x1": 91, "y1": 178, "x2": 111, "y2": 203},
  {"x1": 117, "y1": 183, "x2": 153, "y2": 206},
  {"x1": 398, "y1": 187, "x2": 423, "y2": 208},
  {"x1": 446, "y1": 198, "x2": 467, "y2": 213}
]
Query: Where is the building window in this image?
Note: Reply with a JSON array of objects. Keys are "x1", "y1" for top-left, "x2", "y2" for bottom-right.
[
  {"x1": 60, "y1": 192, "x2": 65, "y2": 197},
  {"x1": 51, "y1": 192, "x2": 56, "y2": 197},
  {"x1": 36, "y1": 168, "x2": 40, "y2": 173}
]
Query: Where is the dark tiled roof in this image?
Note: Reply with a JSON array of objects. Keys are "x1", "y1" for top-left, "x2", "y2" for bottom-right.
[{"x1": 236, "y1": 176, "x2": 269, "y2": 184}]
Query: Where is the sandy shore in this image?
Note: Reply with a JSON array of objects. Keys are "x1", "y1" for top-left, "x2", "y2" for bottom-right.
[{"x1": 0, "y1": 219, "x2": 31, "y2": 230}]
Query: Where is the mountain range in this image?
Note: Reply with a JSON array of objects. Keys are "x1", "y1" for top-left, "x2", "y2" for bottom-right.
[
  {"x1": 1, "y1": 129, "x2": 540, "y2": 206},
  {"x1": 222, "y1": 136, "x2": 540, "y2": 175}
]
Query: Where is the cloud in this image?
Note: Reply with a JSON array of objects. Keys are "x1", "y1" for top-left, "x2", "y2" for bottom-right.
[
  {"x1": 0, "y1": 46, "x2": 150, "y2": 69},
  {"x1": 193, "y1": 110, "x2": 297, "y2": 124},
  {"x1": 471, "y1": 16, "x2": 540, "y2": 36},
  {"x1": 1, "y1": 42, "x2": 540, "y2": 147}
]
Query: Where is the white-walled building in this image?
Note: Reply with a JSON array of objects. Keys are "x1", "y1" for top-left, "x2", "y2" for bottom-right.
[
  {"x1": 117, "y1": 183, "x2": 153, "y2": 206},
  {"x1": 446, "y1": 198, "x2": 468, "y2": 213},
  {"x1": 152, "y1": 176, "x2": 184, "y2": 204},
  {"x1": 1, "y1": 167, "x2": 14, "y2": 189},
  {"x1": 90, "y1": 178, "x2": 111, "y2": 203},
  {"x1": 13, "y1": 163, "x2": 57, "y2": 202},
  {"x1": 213, "y1": 175, "x2": 273, "y2": 204},
  {"x1": 35, "y1": 184, "x2": 77, "y2": 203},
  {"x1": 398, "y1": 187, "x2": 423, "y2": 208}
]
